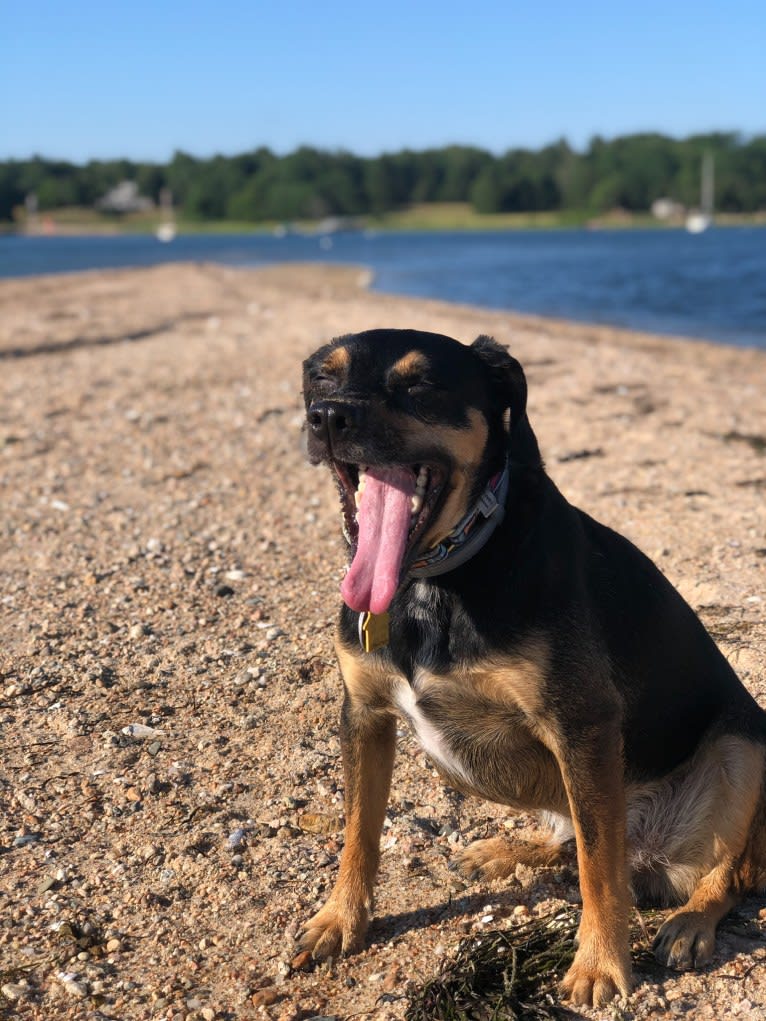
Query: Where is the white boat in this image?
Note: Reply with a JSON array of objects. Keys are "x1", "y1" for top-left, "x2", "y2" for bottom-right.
[
  {"x1": 686, "y1": 153, "x2": 714, "y2": 234},
  {"x1": 156, "y1": 186, "x2": 176, "y2": 242},
  {"x1": 156, "y1": 222, "x2": 176, "y2": 243}
]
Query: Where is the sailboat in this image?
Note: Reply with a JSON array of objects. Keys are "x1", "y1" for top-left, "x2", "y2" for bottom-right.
[
  {"x1": 156, "y1": 186, "x2": 176, "y2": 243},
  {"x1": 686, "y1": 152, "x2": 714, "y2": 234}
]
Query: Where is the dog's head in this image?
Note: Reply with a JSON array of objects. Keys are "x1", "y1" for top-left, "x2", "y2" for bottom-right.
[{"x1": 302, "y1": 329, "x2": 532, "y2": 614}]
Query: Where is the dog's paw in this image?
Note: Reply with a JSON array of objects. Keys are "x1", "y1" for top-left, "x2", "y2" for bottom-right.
[
  {"x1": 652, "y1": 909, "x2": 716, "y2": 970},
  {"x1": 454, "y1": 837, "x2": 521, "y2": 881},
  {"x1": 455, "y1": 835, "x2": 561, "y2": 882},
  {"x1": 297, "y1": 899, "x2": 370, "y2": 961},
  {"x1": 561, "y1": 946, "x2": 632, "y2": 1007}
]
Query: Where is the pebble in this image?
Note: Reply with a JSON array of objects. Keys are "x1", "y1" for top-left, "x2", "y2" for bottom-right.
[
  {"x1": 382, "y1": 967, "x2": 402, "y2": 992},
  {"x1": 251, "y1": 988, "x2": 279, "y2": 1007},
  {"x1": 58, "y1": 972, "x2": 88, "y2": 998},
  {"x1": 106, "y1": 938, "x2": 122, "y2": 952},
  {"x1": 13, "y1": 832, "x2": 41, "y2": 847},
  {"x1": 37, "y1": 874, "x2": 57, "y2": 895},
  {"x1": 121, "y1": 723, "x2": 164, "y2": 740},
  {"x1": 226, "y1": 828, "x2": 247, "y2": 850},
  {"x1": 1, "y1": 982, "x2": 29, "y2": 1001},
  {"x1": 266, "y1": 626, "x2": 284, "y2": 641}
]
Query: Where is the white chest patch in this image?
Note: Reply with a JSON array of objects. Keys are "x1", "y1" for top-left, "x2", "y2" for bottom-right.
[{"x1": 392, "y1": 678, "x2": 474, "y2": 786}]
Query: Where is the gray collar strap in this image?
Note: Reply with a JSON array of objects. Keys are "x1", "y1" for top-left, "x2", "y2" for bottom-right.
[{"x1": 407, "y1": 460, "x2": 509, "y2": 579}]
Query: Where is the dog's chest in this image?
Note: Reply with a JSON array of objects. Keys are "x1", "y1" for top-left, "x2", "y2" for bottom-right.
[
  {"x1": 392, "y1": 676, "x2": 473, "y2": 786},
  {"x1": 389, "y1": 663, "x2": 550, "y2": 804}
]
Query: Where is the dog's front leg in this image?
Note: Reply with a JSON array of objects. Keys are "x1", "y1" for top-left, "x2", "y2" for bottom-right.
[
  {"x1": 555, "y1": 714, "x2": 632, "y2": 1007},
  {"x1": 299, "y1": 681, "x2": 396, "y2": 960}
]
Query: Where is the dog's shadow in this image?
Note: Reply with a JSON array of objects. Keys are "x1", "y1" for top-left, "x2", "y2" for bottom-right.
[{"x1": 367, "y1": 877, "x2": 766, "y2": 987}]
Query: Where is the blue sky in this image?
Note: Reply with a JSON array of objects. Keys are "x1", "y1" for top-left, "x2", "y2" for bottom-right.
[{"x1": 3, "y1": 1, "x2": 764, "y2": 163}]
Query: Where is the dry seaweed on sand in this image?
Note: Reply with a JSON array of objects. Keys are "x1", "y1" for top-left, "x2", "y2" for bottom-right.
[
  {"x1": 404, "y1": 906, "x2": 669, "y2": 1021},
  {"x1": 405, "y1": 909, "x2": 581, "y2": 1021}
]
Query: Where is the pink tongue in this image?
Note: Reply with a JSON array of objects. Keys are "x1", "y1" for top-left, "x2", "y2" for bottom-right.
[{"x1": 340, "y1": 466, "x2": 415, "y2": 614}]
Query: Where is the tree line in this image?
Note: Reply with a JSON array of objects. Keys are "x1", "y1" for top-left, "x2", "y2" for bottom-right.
[{"x1": 1, "y1": 132, "x2": 764, "y2": 223}]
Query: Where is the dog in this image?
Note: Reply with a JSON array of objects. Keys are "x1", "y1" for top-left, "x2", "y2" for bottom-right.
[{"x1": 298, "y1": 328, "x2": 766, "y2": 1006}]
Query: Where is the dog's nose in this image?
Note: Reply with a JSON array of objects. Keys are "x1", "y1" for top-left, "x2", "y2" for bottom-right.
[{"x1": 308, "y1": 400, "x2": 362, "y2": 449}]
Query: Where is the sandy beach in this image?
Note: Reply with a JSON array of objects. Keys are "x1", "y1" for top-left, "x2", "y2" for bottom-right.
[{"x1": 1, "y1": 261, "x2": 765, "y2": 1020}]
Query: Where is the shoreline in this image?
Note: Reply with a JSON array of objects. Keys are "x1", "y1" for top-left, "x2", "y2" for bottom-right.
[
  {"x1": 4, "y1": 259, "x2": 766, "y2": 359},
  {"x1": 1, "y1": 262, "x2": 764, "y2": 1020}
]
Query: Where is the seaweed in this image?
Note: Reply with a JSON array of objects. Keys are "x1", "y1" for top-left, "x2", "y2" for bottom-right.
[{"x1": 405, "y1": 907, "x2": 663, "y2": 1021}]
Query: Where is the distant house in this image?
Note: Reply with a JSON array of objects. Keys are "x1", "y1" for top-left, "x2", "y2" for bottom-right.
[
  {"x1": 651, "y1": 197, "x2": 684, "y2": 221},
  {"x1": 96, "y1": 181, "x2": 154, "y2": 214}
]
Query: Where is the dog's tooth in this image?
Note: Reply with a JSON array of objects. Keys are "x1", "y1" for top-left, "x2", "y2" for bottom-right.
[
  {"x1": 411, "y1": 492, "x2": 424, "y2": 516},
  {"x1": 354, "y1": 489, "x2": 362, "y2": 508}
]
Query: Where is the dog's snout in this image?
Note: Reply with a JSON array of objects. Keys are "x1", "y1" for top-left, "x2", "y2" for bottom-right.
[{"x1": 308, "y1": 400, "x2": 361, "y2": 449}]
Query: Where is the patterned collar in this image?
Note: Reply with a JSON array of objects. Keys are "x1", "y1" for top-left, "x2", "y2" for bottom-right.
[{"x1": 407, "y1": 460, "x2": 509, "y2": 578}]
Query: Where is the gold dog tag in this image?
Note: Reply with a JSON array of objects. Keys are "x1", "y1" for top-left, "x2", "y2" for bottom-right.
[{"x1": 359, "y1": 611, "x2": 390, "y2": 652}]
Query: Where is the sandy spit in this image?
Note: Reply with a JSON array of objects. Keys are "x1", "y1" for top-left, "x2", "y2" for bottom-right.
[{"x1": 0, "y1": 262, "x2": 765, "y2": 1021}]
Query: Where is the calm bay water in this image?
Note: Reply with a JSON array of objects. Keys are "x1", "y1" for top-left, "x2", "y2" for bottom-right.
[{"x1": 1, "y1": 227, "x2": 764, "y2": 348}]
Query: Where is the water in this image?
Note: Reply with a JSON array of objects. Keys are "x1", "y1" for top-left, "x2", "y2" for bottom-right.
[{"x1": 1, "y1": 227, "x2": 764, "y2": 348}]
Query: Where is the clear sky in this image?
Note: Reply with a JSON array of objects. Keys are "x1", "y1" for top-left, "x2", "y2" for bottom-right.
[{"x1": 3, "y1": 0, "x2": 764, "y2": 163}]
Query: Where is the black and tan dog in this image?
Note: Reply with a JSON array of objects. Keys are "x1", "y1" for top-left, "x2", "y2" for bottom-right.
[{"x1": 298, "y1": 327, "x2": 766, "y2": 1006}]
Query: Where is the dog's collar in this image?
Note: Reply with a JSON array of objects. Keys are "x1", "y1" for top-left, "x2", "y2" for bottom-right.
[{"x1": 407, "y1": 460, "x2": 509, "y2": 579}]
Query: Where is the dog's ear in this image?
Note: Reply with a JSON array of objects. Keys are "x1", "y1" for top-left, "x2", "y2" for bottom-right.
[{"x1": 471, "y1": 335, "x2": 527, "y2": 424}]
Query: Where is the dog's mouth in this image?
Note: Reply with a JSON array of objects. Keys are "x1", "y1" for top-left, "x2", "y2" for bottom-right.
[{"x1": 331, "y1": 460, "x2": 447, "y2": 614}]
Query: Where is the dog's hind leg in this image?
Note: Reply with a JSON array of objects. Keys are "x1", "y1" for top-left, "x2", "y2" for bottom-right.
[
  {"x1": 456, "y1": 813, "x2": 573, "y2": 881},
  {"x1": 455, "y1": 834, "x2": 564, "y2": 881},
  {"x1": 653, "y1": 737, "x2": 766, "y2": 971}
]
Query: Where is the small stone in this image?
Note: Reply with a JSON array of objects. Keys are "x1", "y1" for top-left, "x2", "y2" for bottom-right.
[
  {"x1": 125, "y1": 787, "x2": 141, "y2": 802},
  {"x1": 382, "y1": 967, "x2": 401, "y2": 992},
  {"x1": 215, "y1": 583, "x2": 235, "y2": 598},
  {"x1": 201, "y1": 1009, "x2": 216, "y2": 1021},
  {"x1": 129, "y1": 623, "x2": 149, "y2": 640},
  {"x1": 266, "y1": 626, "x2": 284, "y2": 641},
  {"x1": 1, "y1": 982, "x2": 29, "y2": 1001},
  {"x1": 251, "y1": 988, "x2": 279, "y2": 1007},
  {"x1": 37, "y1": 875, "x2": 57, "y2": 895},
  {"x1": 106, "y1": 937, "x2": 122, "y2": 952},
  {"x1": 58, "y1": 973, "x2": 88, "y2": 998},
  {"x1": 226, "y1": 828, "x2": 247, "y2": 851},
  {"x1": 13, "y1": 832, "x2": 41, "y2": 848},
  {"x1": 121, "y1": 723, "x2": 164, "y2": 740}
]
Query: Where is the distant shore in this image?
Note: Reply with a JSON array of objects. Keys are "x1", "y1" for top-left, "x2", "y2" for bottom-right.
[{"x1": 6, "y1": 201, "x2": 766, "y2": 237}]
